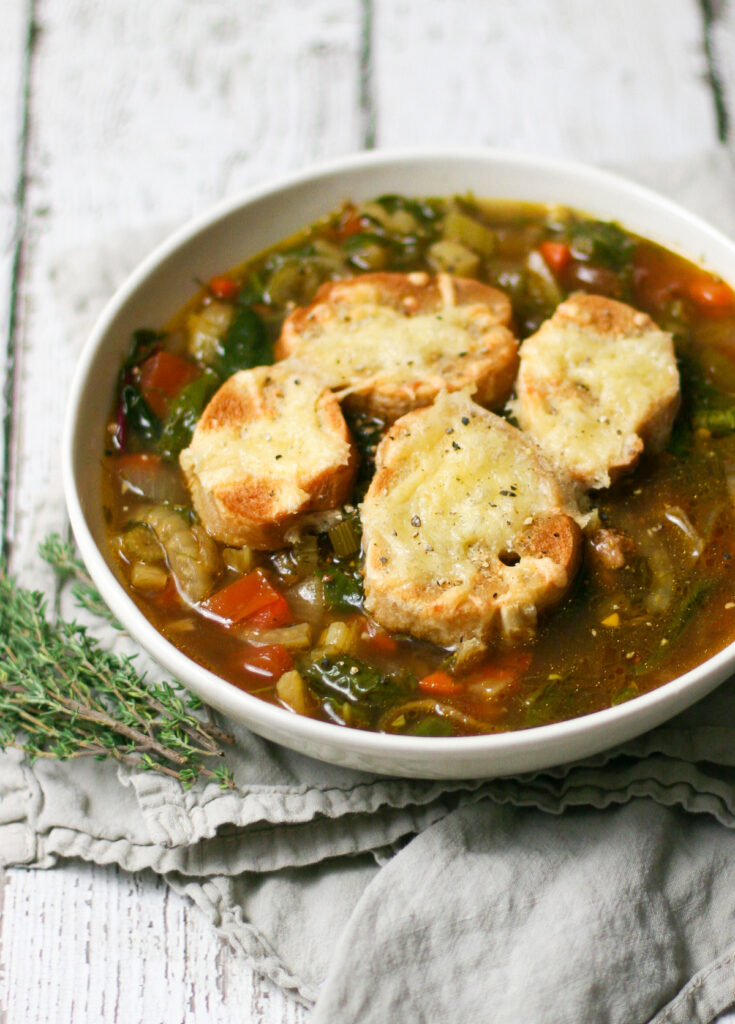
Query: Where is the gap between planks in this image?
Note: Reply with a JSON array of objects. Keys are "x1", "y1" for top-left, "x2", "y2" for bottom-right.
[{"x1": 2, "y1": 0, "x2": 37, "y2": 565}]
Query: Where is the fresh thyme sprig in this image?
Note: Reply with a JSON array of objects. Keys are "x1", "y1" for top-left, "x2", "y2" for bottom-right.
[
  {"x1": 0, "y1": 536, "x2": 235, "y2": 789},
  {"x1": 39, "y1": 533, "x2": 122, "y2": 627}
]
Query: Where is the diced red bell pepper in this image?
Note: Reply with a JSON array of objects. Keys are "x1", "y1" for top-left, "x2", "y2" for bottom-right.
[
  {"x1": 201, "y1": 569, "x2": 285, "y2": 624},
  {"x1": 241, "y1": 643, "x2": 294, "y2": 679},
  {"x1": 247, "y1": 595, "x2": 293, "y2": 630},
  {"x1": 208, "y1": 274, "x2": 241, "y2": 301},
  {"x1": 138, "y1": 351, "x2": 199, "y2": 417}
]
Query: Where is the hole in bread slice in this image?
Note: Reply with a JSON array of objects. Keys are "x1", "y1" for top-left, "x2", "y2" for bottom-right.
[{"x1": 498, "y1": 550, "x2": 521, "y2": 567}]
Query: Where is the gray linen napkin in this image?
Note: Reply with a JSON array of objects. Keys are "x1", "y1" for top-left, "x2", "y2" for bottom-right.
[{"x1": 4, "y1": 147, "x2": 735, "y2": 1022}]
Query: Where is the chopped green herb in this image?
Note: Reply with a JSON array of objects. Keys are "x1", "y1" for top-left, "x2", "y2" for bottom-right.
[
  {"x1": 119, "y1": 384, "x2": 161, "y2": 448},
  {"x1": 303, "y1": 654, "x2": 413, "y2": 713},
  {"x1": 214, "y1": 305, "x2": 272, "y2": 379},
  {"x1": 375, "y1": 194, "x2": 440, "y2": 226},
  {"x1": 122, "y1": 328, "x2": 161, "y2": 373},
  {"x1": 157, "y1": 367, "x2": 220, "y2": 459},
  {"x1": 322, "y1": 565, "x2": 364, "y2": 612},
  {"x1": 570, "y1": 220, "x2": 635, "y2": 271}
]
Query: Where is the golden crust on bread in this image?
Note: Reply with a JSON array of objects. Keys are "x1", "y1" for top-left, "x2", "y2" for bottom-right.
[
  {"x1": 512, "y1": 294, "x2": 680, "y2": 490},
  {"x1": 180, "y1": 364, "x2": 356, "y2": 549},
  {"x1": 275, "y1": 272, "x2": 518, "y2": 422},
  {"x1": 361, "y1": 389, "x2": 588, "y2": 647}
]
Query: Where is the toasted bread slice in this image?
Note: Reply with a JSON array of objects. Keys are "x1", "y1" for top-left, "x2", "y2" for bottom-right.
[
  {"x1": 180, "y1": 364, "x2": 356, "y2": 549},
  {"x1": 275, "y1": 272, "x2": 517, "y2": 422},
  {"x1": 361, "y1": 389, "x2": 589, "y2": 647},
  {"x1": 512, "y1": 294, "x2": 680, "y2": 490}
]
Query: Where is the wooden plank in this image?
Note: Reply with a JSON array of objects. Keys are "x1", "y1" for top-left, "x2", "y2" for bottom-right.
[
  {"x1": 702, "y1": 0, "x2": 735, "y2": 156},
  {"x1": 0, "y1": 0, "x2": 31, "y2": 554},
  {"x1": 371, "y1": 0, "x2": 717, "y2": 161},
  {"x1": 0, "y1": 864, "x2": 309, "y2": 1023}
]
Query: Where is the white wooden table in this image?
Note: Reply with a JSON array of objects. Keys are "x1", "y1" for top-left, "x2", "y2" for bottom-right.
[{"x1": 2, "y1": 1, "x2": 734, "y2": 1020}]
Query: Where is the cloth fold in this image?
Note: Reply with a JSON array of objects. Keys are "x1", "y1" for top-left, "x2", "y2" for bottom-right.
[{"x1": 5, "y1": 147, "x2": 735, "y2": 1022}]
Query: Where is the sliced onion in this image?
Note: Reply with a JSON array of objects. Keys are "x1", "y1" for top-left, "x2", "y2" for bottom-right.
[
  {"x1": 284, "y1": 509, "x2": 345, "y2": 544},
  {"x1": 664, "y1": 506, "x2": 703, "y2": 563},
  {"x1": 242, "y1": 623, "x2": 312, "y2": 651},
  {"x1": 640, "y1": 528, "x2": 675, "y2": 615},
  {"x1": 723, "y1": 461, "x2": 735, "y2": 510},
  {"x1": 116, "y1": 454, "x2": 189, "y2": 506},
  {"x1": 284, "y1": 577, "x2": 326, "y2": 626},
  {"x1": 378, "y1": 699, "x2": 496, "y2": 735},
  {"x1": 140, "y1": 504, "x2": 220, "y2": 602},
  {"x1": 612, "y1": 509, "x2": 674, "y2": 617}
]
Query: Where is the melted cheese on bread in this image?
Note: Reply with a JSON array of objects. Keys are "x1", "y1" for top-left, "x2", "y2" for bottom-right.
[
  {"x1": 180, "y1": 364, "x2": 356, "y2": 549},
  {"x1": 512, "y1": 294, "x2": 680, "y2": 490},
  {"x1": 276, "y1": 272, "x2": 517, "y2": 422},
  {"x1": 361, "y1": 389, "x2": 589, "y2": 646}
]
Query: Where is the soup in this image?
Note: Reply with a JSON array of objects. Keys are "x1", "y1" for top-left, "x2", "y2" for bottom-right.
[{"x1": 102, "y1": 194, "x2": 735, "y2": 737}]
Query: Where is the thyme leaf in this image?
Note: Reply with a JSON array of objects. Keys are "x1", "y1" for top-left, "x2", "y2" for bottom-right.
[{"x1": 0, "y1": 535, "x2": 235, "y2": 789}]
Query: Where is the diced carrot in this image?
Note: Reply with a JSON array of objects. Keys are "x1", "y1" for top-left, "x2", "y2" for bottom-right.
[
  {"x1": 688, "y1": 277, "x2": 734, "y2": 312},
  {"x1": 201, "y1": 569, "x2": 284, "y2": 624},
  {"x1": 208, "y1": 274, "x2": 241, "y2": 301},
  {"x1": 418, "y1": 671, "x2": 463, "y2": 697},
  {"x1": 115, "y1": 452, "x2": 163, "y2": 496},
  {"x1": 538, "y1": 240, "x2": 572, "y2": 274},
  {"x1": 241, "y1": 643, "x2": 294, "y2": 679},
  {"x1": 138, "y1": 351, "x2": 199, "y2": 417},
  {"x1": 247, "y1": 595, "x2": 294, "y2": 630},
  {"x1": 362, "y1": 618, "x2": 399, "y2": 655},
  {"x1": 332, "y1": 206, "x2": 364, "y2": 240},
  {"x1": 116, "y1": 451, "x2": 163, "y2": 474},
  {"x1": 461, "y1": 651, "x2": 532, "y2": 699}
]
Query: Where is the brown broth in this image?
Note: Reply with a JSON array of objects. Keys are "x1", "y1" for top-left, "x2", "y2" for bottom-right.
[{"x1": 102, "y1": 195, "x2": 735, "y2": 737}]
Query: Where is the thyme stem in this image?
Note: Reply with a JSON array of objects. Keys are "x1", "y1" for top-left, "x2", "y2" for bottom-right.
[{"x1": 0, "y1": 535, "x2": 236, "y2": 789}]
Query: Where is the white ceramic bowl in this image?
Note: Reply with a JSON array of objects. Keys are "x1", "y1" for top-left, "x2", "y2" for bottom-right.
[{"x1": 63, "y1": 148, "x2": 735, "y2": 779}]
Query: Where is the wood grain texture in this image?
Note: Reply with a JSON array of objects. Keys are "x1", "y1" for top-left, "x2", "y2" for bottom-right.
[
  {"x1": 371, "y1": 0, "x2": 717, "y2": 159},
  {"x1": 0, "y1": 864, "x2": 309, "y2": 1024},
  {"x1": 2, "y1": 0, "x2": 735, "y2": 1021},
  {"x1": 0, "y1": 0, "x2": 31, "y2": 554},
  {"x1": 703, "y1": 0, "x2": 735, "y2": 155}
]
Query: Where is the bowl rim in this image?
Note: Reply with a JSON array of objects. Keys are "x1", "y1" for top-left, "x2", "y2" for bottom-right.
[{"x1": 62, "y1": 145, "x2": 735, "y2": 773}]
